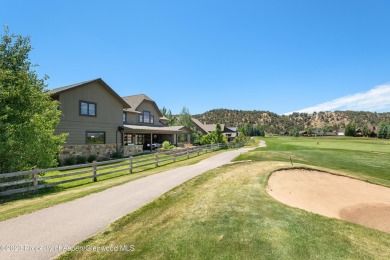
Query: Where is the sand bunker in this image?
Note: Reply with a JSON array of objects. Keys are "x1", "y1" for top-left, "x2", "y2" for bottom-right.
[{"x1": 267, "y1": 169, "x2": 390, "y2": 233}]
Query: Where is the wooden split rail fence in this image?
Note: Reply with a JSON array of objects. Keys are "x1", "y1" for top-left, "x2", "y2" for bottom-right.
[{"x1": 0, "y1": 142, "x2": 244, "y2": 197}]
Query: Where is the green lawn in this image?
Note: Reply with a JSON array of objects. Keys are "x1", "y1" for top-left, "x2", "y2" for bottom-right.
[
  {"x1": 58, "y1": 136, "x2": 390, "y2": 259},
  {"x1": 59, "y1": 161, "x2": 390, "y2": 260},
  {"x1": 235, "y1": 136, "x2": 390, "y2": 187}
]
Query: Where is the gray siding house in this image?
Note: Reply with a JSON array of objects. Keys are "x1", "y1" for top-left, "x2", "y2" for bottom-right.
[
  {"x1": 51, "y1": 79, "x2": 191, "y2": 161},
  {"x1": 50, "y1": 78, "x2": 130, "y2": 160}
]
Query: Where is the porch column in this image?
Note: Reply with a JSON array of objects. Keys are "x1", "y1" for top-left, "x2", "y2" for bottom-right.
[
  {"x1": 187, "y1": 134, "x2": 191, "y2": 143},
  {"x1": 173, "y1": 134, "x2": 177, "y2": 145},
  {"x1": 150, "y1": 133, "x2": 153, "y2": 152}
]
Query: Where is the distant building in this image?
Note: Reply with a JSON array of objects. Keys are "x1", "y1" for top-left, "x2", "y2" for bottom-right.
[
  {"x1": 191, "y1": 118, "x2": 238, "y2": 142},
  {"x1": 337, "y1": 129, "x2": 345, "y2": 136}
]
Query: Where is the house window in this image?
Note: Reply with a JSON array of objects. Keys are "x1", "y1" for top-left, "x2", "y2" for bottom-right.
[
  {"x1": 134, "y1": 134, "x2": 144, "y2": 145},
  {"x1": 144, "y1": 111, "x2": 150, "y2": 123},
  {"x1": 80, "y1": 101, "x2": 96, "y2": 116},
  {"x1": 139, "y1": 111, "x2": 154, "y2": 124},
  {"x1": 86, "y1": 132, "x2": 105, "y2": 144},
  {"x1": 123, "y1": 112, "x2": 127, "y2": 123}
]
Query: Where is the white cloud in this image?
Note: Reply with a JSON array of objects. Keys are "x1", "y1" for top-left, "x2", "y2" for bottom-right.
[{"x1": 285, "y1": 83, "x2": 390, "y2": 115}]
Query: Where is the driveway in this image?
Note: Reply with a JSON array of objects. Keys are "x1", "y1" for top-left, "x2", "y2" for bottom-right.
[{"x1": 0, "y1": 146, "x2": 255, "y2": 259}]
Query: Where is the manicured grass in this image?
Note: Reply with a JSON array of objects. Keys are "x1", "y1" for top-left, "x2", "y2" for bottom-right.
[
  {"x1": 235, "y1": 136, "x2": 390, "y2": 187},
  {"x1": 58, "y1": 162, "x2": 390, "y2": 259},
  {"x1": 0, "y1": 149, "x2": 227, "y2": 222}
]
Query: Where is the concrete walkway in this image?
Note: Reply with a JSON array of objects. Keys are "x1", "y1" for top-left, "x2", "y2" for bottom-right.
[{"x1": 0, "y1": 146, "x2": 254, "y2": 260}]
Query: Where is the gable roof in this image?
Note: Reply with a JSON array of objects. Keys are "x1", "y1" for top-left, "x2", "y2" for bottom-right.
[
  {"x1": 191, "y1": 118, "x2": 225, "y2": 133},
  {"x1": 50, "y1": 78, "x2": 130, "y2": 108},
  {"x1": 191, "y1": 118, "x2": 209, "y2": 133},
  {"x1": 122, "y1": 94, "x2": 164, "y2": 117}
]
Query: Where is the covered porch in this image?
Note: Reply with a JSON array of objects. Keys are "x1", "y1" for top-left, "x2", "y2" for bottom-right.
[{"x1": 122, "y1": 125, "x2": 191, "y2": 152}]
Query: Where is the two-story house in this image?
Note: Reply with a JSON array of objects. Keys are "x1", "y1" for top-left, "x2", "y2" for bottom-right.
[
  {"x1": 50, "y1": 79, "x2": 191, "y2": 161},
  {"x1": 50, "y1": 78, "x2": 130, "y2": 161}
]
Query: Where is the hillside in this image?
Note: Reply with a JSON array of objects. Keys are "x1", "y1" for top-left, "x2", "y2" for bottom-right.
[{"x1": 193, "y1": 109, "x2": 390, "y2": 133}]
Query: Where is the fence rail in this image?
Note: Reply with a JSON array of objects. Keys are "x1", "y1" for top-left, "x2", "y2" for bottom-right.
[{"x1": 0, "y1": 142, "x2": 244, "y2": 197}]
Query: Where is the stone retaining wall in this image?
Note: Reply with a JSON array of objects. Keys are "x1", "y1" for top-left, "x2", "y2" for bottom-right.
[
  {"x1": 59, "y1": 144, "x2": 145, "y2": 162},
  {"x1": 59, "y1": 144, "x2": 117, "y2": 161},
  {"x1": 122, "y1": 145, "x2": 143, "y2": 157}
]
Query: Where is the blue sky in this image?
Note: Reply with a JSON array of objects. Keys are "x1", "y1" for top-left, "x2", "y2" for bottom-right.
[{"x1": 2, "y1": 0, "x2": 390, "y2": 115}]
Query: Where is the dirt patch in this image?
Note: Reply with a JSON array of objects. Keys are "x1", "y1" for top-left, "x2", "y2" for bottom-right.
[{"x1": 266, "y1": 169, "x2": 390, "y2": 233}]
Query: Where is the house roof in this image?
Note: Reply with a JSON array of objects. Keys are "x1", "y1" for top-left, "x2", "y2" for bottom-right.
[
  {"x1": 191, "y1": 118, "x2": 208, "y2": 133},
  {"x1": 123, "y1": 125, "x2": 191, "y2": 134},
  {"x1": 122, "y1": 94, "x2": 164, "y2": 117},
  {"x1": 191, "y1": 118, "x2": 227, "y2": 133},
  {"x1": 225, "y1": 127, "x2": 237, "y2": 133},
  {"x1": 50, "y1": 78, "x2": 130, "y2": 108}
]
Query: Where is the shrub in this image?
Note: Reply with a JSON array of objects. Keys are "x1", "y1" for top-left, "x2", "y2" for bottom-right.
[
  {"x1": 64, "y1": 156, "x2": 76, "y2": 166},
  {"x1": 162, "y1": 141, "x2": 175, "y2": 149},
  {"x1": 97, "y1": 156, "x2": 109, "y2": 162},
  {"x1": 56, "y1": 156, "x2": 63, "y2": 167},
  {"x1": 87, "y1": 155, "x2": 97, "y2": 163},
  {"x1": 112, "y1": 151, "x2": 122, "y2": 158},
  {"x1": 76, "y1": 155, "x2": 87, "y2": 164}
]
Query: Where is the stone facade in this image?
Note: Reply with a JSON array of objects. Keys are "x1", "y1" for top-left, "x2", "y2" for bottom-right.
[
  {"x1": 59, "y1": 144, "x2": 145, "y2": 162},
  {"x1": 122, "y1": 145, "x2": 143, "y2": 157},
  {"x1": 59, "y1": 144, "x2": 117, "y2": 161}
]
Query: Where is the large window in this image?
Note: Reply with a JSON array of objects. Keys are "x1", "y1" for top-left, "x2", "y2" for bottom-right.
[
  {"x1": 80, "y1": 101, "x2": 96, "y2": 116},
  {"x1": 86, "y1": 132, "x2": 105, "y2": 144},
  {"x1": 139, "y1": 111, "x2": 154, "y2": 124}
]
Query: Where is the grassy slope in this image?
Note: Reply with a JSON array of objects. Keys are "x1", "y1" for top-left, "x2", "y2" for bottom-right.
[
  {"x1": 59, "y1": 162, "x2": 390, "y2": 260},
  {"x1": 0, "y1": 150, "x2": 227, "y2": 222}
]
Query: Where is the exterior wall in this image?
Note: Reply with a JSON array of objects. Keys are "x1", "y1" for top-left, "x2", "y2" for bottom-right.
[
  {"x1": 59, "y1": 144, "x2": 144, "y2": 161},
  {"x1": 59, "y1": 144, "x2": 117, "y2": 161},
  {"x1": 124, "y1": 112, "x2": 139, "y2": 125},
  {"x1": 56, "y1": 82, "x2": 123, "y2": 146},
  {"x1": 124, "y1": 100, "x2": 164, "y2": 126},
  {"x1": 122, "y1": 145, "x2": 143, "y2": 157}
]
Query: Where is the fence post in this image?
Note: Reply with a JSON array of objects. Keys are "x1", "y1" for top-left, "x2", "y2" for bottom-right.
[
  {"x1": 187, "y1": 147, "x2": 189, "y2": 159},
  {"x1": 197, "y1": 146, "x2": 200, "y2": 156},
  {"x1": 129, "y1": 156, "x2": 133, "y2": 174},
  {"x1": 32, "y1": 167, "x2": 38, "y2": 188},
  {"x1": 92, "y1": 160, "x2": 97, "y2": 182},
  {"x1": 155, "y1": 152, "x2": 158, "y2": 167},
  {"x1": 173, "y1": 151, "x2": 176, "y2": 162}
]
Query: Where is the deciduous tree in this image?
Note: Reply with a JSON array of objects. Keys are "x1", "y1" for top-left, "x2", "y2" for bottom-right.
[{"x1": 0, "y1": 27, "x2": 67, "y2": 173}]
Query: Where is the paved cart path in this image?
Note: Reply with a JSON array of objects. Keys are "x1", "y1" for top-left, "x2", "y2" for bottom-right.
[{"x1": 0, "y1": 146, "x2": 257, "y2": 260}]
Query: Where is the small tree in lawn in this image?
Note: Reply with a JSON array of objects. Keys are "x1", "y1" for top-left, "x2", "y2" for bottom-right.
[
  {"x1": 0, "y1": 27, "x2": 67, "y2": 173},
  {"x1": 344, "y1": 120, "x2": 356, "y2": 137},
  {"x1": 361, "y1": 124, "x2": 370, "y2": 137},
  {"x1": 213, "y1": 123, "x2": 226, "y2": 144}
]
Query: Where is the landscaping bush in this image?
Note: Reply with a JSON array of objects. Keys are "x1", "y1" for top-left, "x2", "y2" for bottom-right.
[
  {"x1": 56, "y1": 156, "x2": 63, "y2": 167},
  {"x1": 162, "y1": 141, "x2": 175, "y2": 149},
  {"x1": 87, "y1": 155, "x2": 97, "y2": 163},
  {"x1": 111, "y1": 151, "x2": 122, "y2": 158},
  {"x1": 64, "y1": 156, "x2": 76, "y2": 166},
  {"x1": 76, "y1": 155, "x2": 87, "y2": 164}
]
